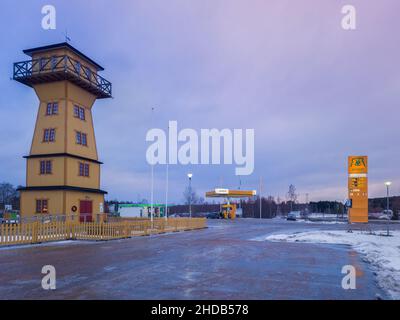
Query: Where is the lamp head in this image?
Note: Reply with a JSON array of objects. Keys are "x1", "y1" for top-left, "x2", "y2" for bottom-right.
[
  {"x1": 187, "y1": 173, "x2": 193, "y2": 179},
  {"x1": 385, "y1": 181, "x2": 392, "y2": 186}
]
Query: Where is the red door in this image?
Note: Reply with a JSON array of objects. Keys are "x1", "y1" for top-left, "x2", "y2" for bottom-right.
[{"x1": 79, "y1": 200, "x2": 93, "y2": 222}]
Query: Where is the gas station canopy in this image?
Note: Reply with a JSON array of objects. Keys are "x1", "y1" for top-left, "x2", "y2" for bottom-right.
[{"x1": 205, "y1": 188, "x2": 256, "y2": 198}]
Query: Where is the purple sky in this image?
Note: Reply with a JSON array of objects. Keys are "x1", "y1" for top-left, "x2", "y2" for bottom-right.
[{"x1": 0, "y1": 0, "x2": 399, "y2": 203}]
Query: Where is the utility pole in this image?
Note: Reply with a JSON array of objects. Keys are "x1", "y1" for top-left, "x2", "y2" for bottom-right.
[
  {"x1": 385, "y1": 181, "x2": 392, "y2": 236},
  {"x1": 165, "y1": 123, "x2": 169, "y2": 221},
  {"x1": 188, "y1": 173, "x2": 193, "y2": 218},
  {"x1": 276, "y1": 196, "x2": 281, "y2": 217},
  {"x1": 238, "y1": 179, "x2": 242, "y2": 214},
  {"x1": 150, "y1": 107, "x2": 155, "y2": 228},
  {"x1": 150, "y1": 165, "x2": 154, "y2": 226},
  {"x1": 305, "y1": 193, "x2": 309, "y2": 216},
  {"x1": 269, "y1": 197, "x2": 272, "y2": 217},
  {"x1": 259, "y1": 177, "x2": 262, "y2": 219}
]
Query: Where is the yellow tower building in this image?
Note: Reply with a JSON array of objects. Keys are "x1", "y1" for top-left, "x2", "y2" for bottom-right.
[{"x1": 13, "y1": 43, "x2": 112, "y2": 222}]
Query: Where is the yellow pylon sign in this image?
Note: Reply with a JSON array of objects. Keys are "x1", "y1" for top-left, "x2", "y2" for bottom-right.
[{"x1": 348, "y1": 156, "x2": 368, "y2": 223}]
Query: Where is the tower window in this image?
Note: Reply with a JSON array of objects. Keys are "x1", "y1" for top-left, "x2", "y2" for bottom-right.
[
  {"x1": 76, "y1": 131, "x2": 88, "y2": 146},
  {"x1": 79, "y1": 108, "x2": 85, "y2": 120},
  {"x1": 49, "y1": 129, "x2": 55, "y2": 141},
  {"x1": 43, "y1": 128, "x2": 56, "y2": 142},
  {"x1": 79, "y1": 162, "x2": 90, "y2": 177},
  {"x1": 36, "y1": 199, "x2": 48, "y2": 214},
  {"x1": 81, "y1": 133, "x2": 87, "y2": 146},
  {"x1": 46, "y1": 102, "x2": 58, "y2": 115},
  {"x1": 74, "y1": 105, "x2": 85, "y2": 120},
  {"x1": 40, "y1": 160, "x2": 52, "y2": 174},
  {"x1": 76, "y1": 131, "x2": 81, "y2": 144},
  {"x1": 74, "y1": 105, "x2": 79, "y2": 117}
]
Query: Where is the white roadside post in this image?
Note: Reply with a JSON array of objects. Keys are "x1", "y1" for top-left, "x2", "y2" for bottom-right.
[
  {"x1": 385, "y1": 181, "x2": 392, "y2": 236},
  {"x1": 150, "y1": 164, "x2": 154, "y2": 228},
  {"x1": 259, "y1": 177, "x2": 262, "y2": 219},
  {"x1": 188, "y1": 173, "x2": 193, "y2": 218}
]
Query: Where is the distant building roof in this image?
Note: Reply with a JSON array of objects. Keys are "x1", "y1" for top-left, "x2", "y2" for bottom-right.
[{"x1": 23, "y1": 42, "x2": 105, "y2": 71}]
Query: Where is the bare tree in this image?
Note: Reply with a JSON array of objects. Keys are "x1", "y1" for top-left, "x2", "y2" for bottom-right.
[
  {"x1": 287, "y1": 184, "x2": 297, "y2": 212},
  {"x1": 0, "y1": 183, "x2": 18, "y2": 205},
  {"x1": 267, "y1": 195, "x2": 274, "y2": 217},
  {"x1": 276, "y1": 196, "x2": 282, "y2": 216},
  {"x1": 183, "y1": 186, "x2": 199, "y2": 205}
]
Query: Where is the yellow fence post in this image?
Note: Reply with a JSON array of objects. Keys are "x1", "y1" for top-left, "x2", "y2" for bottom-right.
[
  {"x1": 124, "y1": 221, "x2": 129, "y2": 238},
  {"x1": 31, "y1": 221, "x2": 38, "y2": 244},
  {"x1": 0, "y1": 216, "x2": 207, "y2": 248}
]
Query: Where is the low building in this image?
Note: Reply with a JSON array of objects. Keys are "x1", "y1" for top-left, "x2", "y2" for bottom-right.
[{"x1": 118, "y1": 204, "x2": 166, "y2": 218}]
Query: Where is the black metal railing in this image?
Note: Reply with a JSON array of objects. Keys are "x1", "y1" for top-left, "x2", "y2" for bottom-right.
[{"x1": 13, "y1": 55, "x2": 112, "y2": 98}]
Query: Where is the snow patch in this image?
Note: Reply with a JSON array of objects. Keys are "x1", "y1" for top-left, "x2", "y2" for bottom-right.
[{"x1": 254, "y1": 230, "x2": 400, "y2": 300}]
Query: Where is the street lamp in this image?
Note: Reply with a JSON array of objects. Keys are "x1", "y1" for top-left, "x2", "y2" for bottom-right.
[
  {"x1": 385, "y1": 181, "x2": 392, "y2": 211},
  {"x1": 188, "y1": 173, "x2": 193, "y2": 218},
  {"x1": 385, "y1": 181, "x2": 392, "y2": 236},
  {"x1": 165, "y1": 124, "x2": 170, "y2": 221},
  {"x1": 150, "y1": 107, "x2": 155, "y2": 228}
]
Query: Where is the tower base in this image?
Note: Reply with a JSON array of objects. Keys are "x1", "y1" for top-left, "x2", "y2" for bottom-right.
[{"x1": 19, "y1": 188, "x2": 105, "y2": 222}]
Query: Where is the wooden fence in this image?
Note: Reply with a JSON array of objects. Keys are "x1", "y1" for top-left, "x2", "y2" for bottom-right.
[{"x1": 0, "y1": 218, "x2": 206, "y2": 246}]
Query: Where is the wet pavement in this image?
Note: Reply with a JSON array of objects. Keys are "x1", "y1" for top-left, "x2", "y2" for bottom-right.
[{"x1": 0, "y1": 218, "x2": 392, "y2": 300}]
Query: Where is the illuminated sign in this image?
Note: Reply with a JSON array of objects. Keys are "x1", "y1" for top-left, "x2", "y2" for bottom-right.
[
  {"x1": 349, "y1": 156, "x2": 368, "y2": 174},
  {"x1": 215, "y1": 188, "x2": 229, "y2": 194},
  {"x1": 348, "y1": 156, "x2": 368, "y2": 223}
]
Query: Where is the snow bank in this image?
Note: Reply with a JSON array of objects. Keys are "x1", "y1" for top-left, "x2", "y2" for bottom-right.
[
  {"x1": 303, "y1": 220, "x2": 346, "y2": 225},
  {"x1": 307, "y1": 213, "x2": 348, "y2": 219},
  {"x1": 254, "y1": 230, "x2": 400, "y2": 300}
]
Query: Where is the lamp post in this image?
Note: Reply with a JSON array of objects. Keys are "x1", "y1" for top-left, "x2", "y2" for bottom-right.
[
  {"x1": 150, "y1": 107, "x2": 155, "y2": 228},
  {"x1": 188, "y1": 173, "x2": 193, "y2": 218},
  {"x1": 385, "y1": 181, "x2": 392, "y2": 236},
  {"x1": 259, "y1": 177, "x2": 262, "y2": 219},
  {"x1": 165, "y1": 124, "x2": 169, "y2": 221},
  {"x1": 150, "y1": 164, "x2": 154, "y2": 226}
]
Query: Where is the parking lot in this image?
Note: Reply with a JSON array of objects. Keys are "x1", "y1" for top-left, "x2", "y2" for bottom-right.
[{"x1": 0, "y1": 218, "x2": 393, "y2": 299}]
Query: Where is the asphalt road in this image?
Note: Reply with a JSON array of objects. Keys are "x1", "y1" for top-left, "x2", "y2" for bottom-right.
[{"x1": 0, "y1": 218, "x2": 392, "y2": 300}]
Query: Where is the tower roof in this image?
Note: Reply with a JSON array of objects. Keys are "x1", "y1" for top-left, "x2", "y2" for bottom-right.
[
  {"x1": 14, "y1": 42, "x2": 112, "y2": 98},
  {"x1": 23, "y1": 42, "x2": 105, "y2": 71}
]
